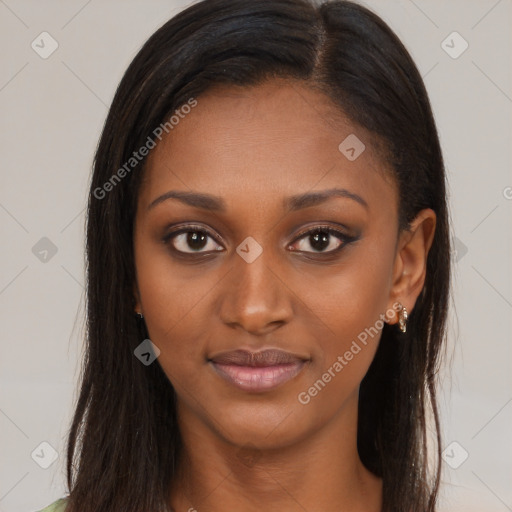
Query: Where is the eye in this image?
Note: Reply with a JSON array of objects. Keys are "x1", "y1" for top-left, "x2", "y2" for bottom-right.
[
  {"x1": 163, "y1": 224, "x2": 357, "y2": 257},
  {"x1": 289, "y1": 226, "x2": 355, "y2": 254},
  {"x1": 163, "y1": 225, "x2": 223, "y2": 254}
]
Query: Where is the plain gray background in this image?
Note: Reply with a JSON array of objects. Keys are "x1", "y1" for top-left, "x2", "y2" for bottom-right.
[{"x1": 0, "y1": 0, "x2": 511, "y2": 511}]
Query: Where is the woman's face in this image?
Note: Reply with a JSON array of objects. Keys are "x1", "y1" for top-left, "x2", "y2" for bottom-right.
[{"x1": 133, "y1": 80, "x2": 402, "y2": 449}]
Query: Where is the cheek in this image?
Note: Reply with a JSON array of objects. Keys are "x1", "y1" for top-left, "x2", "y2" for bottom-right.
[
  {"x1": 295, "y1": 237, "x2": 395, "y2": 399},
  {"x1": 133, "y1": 234, "x2": 225, "y2": 395},
  {"x1": 139, "y1": 274, "x2": 210, "y2": 396},
  {"x1": 291, "y1": 296, "x2": 385, "y2": 432},
  {"x1": 301, "y1": 240, "x2": 394, "y2": 336}
]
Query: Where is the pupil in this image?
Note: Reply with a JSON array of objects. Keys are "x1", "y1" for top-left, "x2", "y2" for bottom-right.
[
  {"x1": 310, "y1": 230, "x2": 330, "y2": 251},
  {"x1": 187, "y1": 231, "x2": 207, "y2": 250}
]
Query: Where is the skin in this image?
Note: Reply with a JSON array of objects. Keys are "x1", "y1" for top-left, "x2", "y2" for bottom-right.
[{"x1": 133, "y1": 79, "x2": 436, "y2": 512}]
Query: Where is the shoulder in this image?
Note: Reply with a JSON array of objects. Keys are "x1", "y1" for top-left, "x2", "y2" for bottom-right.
[{"x1": 36, "y1": 497, "x2": 68, "y2": 512}]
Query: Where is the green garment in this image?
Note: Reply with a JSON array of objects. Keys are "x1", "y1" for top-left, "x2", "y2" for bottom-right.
[{"x1": 37, "y1": 498, "x2": 67, "y2": 512}]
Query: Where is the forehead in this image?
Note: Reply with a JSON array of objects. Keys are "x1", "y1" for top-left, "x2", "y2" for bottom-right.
[{"x1": 139, "y1": 80, "x2": 396, "y2": 215}]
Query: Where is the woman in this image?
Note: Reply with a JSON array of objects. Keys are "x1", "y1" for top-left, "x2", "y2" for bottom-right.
[{"x1": 39, "y1": 0, "x2": 450, "y2": 510}]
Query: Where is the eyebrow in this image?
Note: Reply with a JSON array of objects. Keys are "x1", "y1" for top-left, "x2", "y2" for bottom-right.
[{"x1": 147, "y1": 187, "x2": 368, "y2": 212}]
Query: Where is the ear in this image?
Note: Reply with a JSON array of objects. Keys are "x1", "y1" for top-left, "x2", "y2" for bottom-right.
[{"x1": 386, "y1": 208, "x2": 436, "y2": 326}]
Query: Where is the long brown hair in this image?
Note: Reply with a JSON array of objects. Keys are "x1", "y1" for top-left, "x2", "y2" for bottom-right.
[{"x1": 66, "y1": 1, "x2": 450, "y2": 510}]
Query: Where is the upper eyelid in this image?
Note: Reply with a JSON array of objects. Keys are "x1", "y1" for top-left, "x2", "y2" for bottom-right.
[
  {"x1": 164, "y1": 224, "x2": 223, "y2": 243},
  {"x1": 292, "y1": 225, "x2": 349, "y2": 240},
  {"x1": 164, "y1": 224, "x2": 351, "y2": 249}
]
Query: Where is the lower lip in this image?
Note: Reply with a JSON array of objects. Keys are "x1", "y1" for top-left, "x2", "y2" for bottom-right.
[{"x1": 210, "y1": 361, "x2": 306, "y2": 392}]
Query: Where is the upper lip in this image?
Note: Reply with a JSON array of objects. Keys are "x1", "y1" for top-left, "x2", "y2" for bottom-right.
[{"x1": 209, "y1": 349, "x2": 308, "y2": 367}]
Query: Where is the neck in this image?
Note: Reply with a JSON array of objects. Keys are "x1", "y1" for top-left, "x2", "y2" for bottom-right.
[{"x1": 168, "y1": 391, "x2": 382, "y2": 512}]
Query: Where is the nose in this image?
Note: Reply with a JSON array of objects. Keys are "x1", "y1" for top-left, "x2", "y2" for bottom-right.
[{"x1": 218, "y1": 246, "x2": 294, "y2": 336}]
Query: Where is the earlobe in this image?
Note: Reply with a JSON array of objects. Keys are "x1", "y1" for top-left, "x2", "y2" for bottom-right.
[{"x1": 386, "y1": 208, "x2": 436, "y2": 324}]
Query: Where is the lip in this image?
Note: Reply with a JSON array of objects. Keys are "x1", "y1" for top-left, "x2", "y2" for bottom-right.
[{"x1": 208, "y1": 349, "x2": 309, "y2": 392}]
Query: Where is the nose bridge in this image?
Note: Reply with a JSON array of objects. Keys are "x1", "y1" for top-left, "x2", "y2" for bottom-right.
[{"x1": 219, "y1": 239, "x2": 292, "y2": 333}]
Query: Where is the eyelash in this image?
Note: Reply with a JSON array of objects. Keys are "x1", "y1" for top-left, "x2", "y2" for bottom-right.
[{"x1": 162, "y1": 224, "x2": 357, "y2": 258}]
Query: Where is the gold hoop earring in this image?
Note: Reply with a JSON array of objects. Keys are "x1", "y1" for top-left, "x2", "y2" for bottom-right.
[{"x1": 398, "y1": 304, "x2": 408, "y2": 333}]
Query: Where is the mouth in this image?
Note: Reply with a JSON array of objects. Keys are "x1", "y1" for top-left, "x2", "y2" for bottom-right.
[{"x1": 208, "y1": 349, "x2": 309, "y2": 393}]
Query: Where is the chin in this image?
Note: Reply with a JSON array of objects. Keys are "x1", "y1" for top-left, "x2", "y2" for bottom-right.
[{"x1": 207, "y1": 397, "x2": 315, "y2": 451}]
